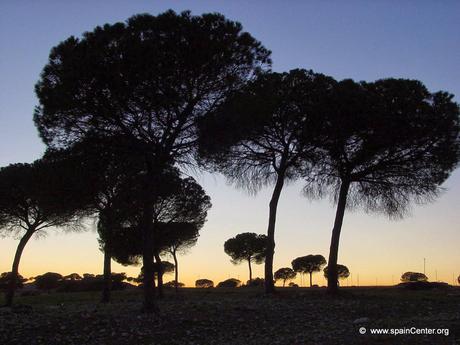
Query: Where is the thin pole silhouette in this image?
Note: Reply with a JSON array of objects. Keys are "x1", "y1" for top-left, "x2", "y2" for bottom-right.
[{"x1": 423, "y1": 258, "x2": 426, "y2": 275}]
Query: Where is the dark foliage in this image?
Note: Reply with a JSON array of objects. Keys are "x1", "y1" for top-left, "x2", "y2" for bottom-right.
[
  {"x1": 198, "y1": 69, "x2": 336, "y2": 293},
  {"x1": 57, "y1": 273, "x2": 128, "y2": 292},
  {"x1": 98, "y1": 168, "x2": 210, "y2": 265},
  {"x1": 216, "y1": 278, "x2": 241, "y2": 288},
  {"x1": 323, "y1": 265, "x2": 350, "y2": 282},
  {"x1": 0, "y1": 272, "x2": 27, "y2": 290},
  {"x1": 401, "y1": 272, "x2": 428, "y2": 283},
  {"x1": 164, "y1": 280, "x2": 184, "y2": 288},
  {"x1": 245, "y1": 277, "x2": 265, "y2": 287},
  {"x1": 291, "y1": 255, "x2": 326, "y2": 287},
  {"x1": 0, "y1": 155, "x2": 93, "y2": 305},
  {"x1": 63, "y1": 273, "x2": 82, "y2": 281},
  {"x1": 34, "y1": 272, "x2": 64, "y2": 290},
  {"x1": 224, "y1": 232, "x2": 267, "y2": 282},
  {"x1": 195, "y1": 279, "x2": 214, "y2": 288},
  {"x1": 398, "y1": 281, "x2": 450, "y2": 290},
  {"x1": 34, "y1": 9, "x2": 270, "y2": 312},
  {"x1": 303, "y1": 78, "x2": 460, "y2": 293},
  {"x1": 274, "y1": 268, "x2": 297, "y2": 287}
]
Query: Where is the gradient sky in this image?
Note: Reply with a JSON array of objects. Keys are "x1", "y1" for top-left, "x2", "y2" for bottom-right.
[{"x1": 1, "y1": 1, "x2": 459, "y2": 287}]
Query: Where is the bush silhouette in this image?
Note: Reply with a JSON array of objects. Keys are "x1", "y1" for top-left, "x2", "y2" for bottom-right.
[
  {"x1": 401, "y1": 272, "x2": 428, "y2": 283},
  {"x1": 216, "y1": 278, "x2": 241, "y2": 288},
  {"x1": 195, "y1": 279, "x2": 214, "y2": 288}
]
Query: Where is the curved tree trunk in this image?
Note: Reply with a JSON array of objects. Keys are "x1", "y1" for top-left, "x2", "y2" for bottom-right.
[
  {"x1": 154, "y1": 252, "x2": 164, "y2": 299},
  {"x1": 248, "y1": 258, "x2": 252, "y2": 283},
  {"x1": 264, "y1": 167, "x2": 286, "y2": 294},
  {"x1": 101, "y1": 248, "x2": 111, "y2": 303},
  {"x1": 309, "y1": 272, "x2": 313, "y2": 287},
  {"x1": 5, "y1": 229, "x2": 35, "y2": 307},
  {"x1": 327, "y1": 179, "x2": 350, "y2": 294},
  {"x1": 172, "y1": 250, "x2": 179, "y2": 293}
]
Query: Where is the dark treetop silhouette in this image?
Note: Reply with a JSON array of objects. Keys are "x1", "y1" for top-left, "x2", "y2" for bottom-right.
[
  {"x1": 323, "y1": 264, "x2": 350, "y2": 285},
  {"x1": 195, "y1": 279, "x2": 214, "y2": 288},
  {"x1": 224, "y1": 232, "x2": 267, "y2": 282},
  {"x1": 98, "y1": 167, "x2": 211, "y2": 297},
  {"x1": 34, "y1": 272, "x2": 63, "y2": 290},
  {"x1": 400, "y1": 272, "x2": 428, "y2": 283},
  {"x1": 216, "y1": 278, "x2": 241, "y2": 288},
  {"x1": 0, "y1": 155, "x2": 92, "y2": 306},
  {"x1": 303, "y1": 78, "x2": 460, "y2": 293},
  {"x1": 0, "y1": 272, "x2": 27, "y2": 290},
  {"x1": 274, "y1": 267, "x2": 297, "y2": 287},
  {"x1": 198, "y1": 69, "x2": 335, "y2": 293},
  {"x1": 53, "y1": 135, "x2": 145, "y2": 303},
  {"x1": 291, "y1": 255, "x2": 327, "y2": 287},
  {"x1": 34, "y1": 10, "x2": 269, "y2": 312}
]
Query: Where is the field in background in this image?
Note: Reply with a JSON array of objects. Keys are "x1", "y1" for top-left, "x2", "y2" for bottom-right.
[{"x1": 1, "y1": 286, "x2": 459, "y2": 344}]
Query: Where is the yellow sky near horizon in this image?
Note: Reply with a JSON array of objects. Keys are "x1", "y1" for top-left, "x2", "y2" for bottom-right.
[{"x1": 1, "y1": 171, "x2": 459, "y2": 288}]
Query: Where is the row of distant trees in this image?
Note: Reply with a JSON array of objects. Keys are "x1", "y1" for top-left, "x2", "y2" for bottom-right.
[
  {"x1": 223, "y1": 232, "x2": 350, "y2": 287},
  {"x1": 1, "y1": 10, "x2": 459, "y2": 312}
]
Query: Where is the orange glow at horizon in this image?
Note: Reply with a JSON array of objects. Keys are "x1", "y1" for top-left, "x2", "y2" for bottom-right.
[{"x1": 1, "y1": 173, "x2": 459, "y2": 289}]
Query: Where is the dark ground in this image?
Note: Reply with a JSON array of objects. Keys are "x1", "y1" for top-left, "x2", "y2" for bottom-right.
[{"x1": 0, "y1": 286, "x2": 459, "y2": 345}]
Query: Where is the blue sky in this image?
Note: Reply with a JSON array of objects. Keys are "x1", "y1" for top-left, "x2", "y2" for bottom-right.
[{"x1": 0, "y1": 1, "x2": 459, "y2": 286}]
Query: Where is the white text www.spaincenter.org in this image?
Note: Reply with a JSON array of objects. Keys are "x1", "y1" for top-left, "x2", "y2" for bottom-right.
[{"x1": 359, "y1": 327, "x2": 449, "y2": 336}]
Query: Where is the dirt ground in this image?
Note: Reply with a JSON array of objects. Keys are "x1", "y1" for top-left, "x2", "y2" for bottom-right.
[{"x1": 1, "y1": 286, "x2": 459, "y2": 345}]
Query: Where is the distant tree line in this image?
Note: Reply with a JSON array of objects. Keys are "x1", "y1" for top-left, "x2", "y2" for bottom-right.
[{"x1": 1, "y1": 10, "x2": 459, "y2": 313}]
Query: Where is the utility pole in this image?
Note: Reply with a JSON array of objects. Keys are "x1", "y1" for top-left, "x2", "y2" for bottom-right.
[
  {"x1": 423, "y1": 258, "x2": 426, "y2": 275},
  {"x1": 357, "y1": 274, "x2": 360, "y2": 287}
]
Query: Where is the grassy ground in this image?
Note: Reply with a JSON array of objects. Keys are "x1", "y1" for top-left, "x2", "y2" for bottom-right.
[{"x1": 1, "y1": 286, "x2": 459, "y2": 344}]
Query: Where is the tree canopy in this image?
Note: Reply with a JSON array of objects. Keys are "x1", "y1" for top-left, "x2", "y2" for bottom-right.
[
  {"x1": 401, "y1": 272, "x2": 428, "y2": 283},
  {"x1": 224, "y1": 232, "x2": 267, "y2": 281},
  {"x1": 198, "y1": 69, "x2": 336, "y2": 293},
  {"x1": 195, "y1": 279, "x2": 214, "y2": 288},
  {"x1": 98, "y1": 169, "x2": 211, "y2": 266},
  {"x1": 0, "y1": 155, "x2": 92, "y2": 306},
  {"x1": 303, "y1": 78, "x2": 460, "y2": 293},
  {"x1": 34, "y1": 272, "x2": 64, "y2": 290},
  {"x1": 216, "y1": 278, "x2": 241, "y2": 288},
  {"x1": 274, "y1": 268, "x2": 297, "y2": 287},
  {"x1": 291, "y1": 255, "x2": 326, "y2": 287},
  {"x1": 34, "y1": 9, "x2": 269, "y2": 312},
  {"x1": 0, "y1": 272, "x2": 27, "y2": 290},
  {"x1": 323, "y1": 265, "x2": 350, "y2": 282}
]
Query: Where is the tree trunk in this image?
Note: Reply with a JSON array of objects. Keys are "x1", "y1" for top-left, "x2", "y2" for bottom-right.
[
  {"x1": 172, "y1": 250, "x2": 179, "y2": 293},
  {"x1": 154, "y1": 252, "x2": 164, "y2": 299},
  {"x1": 141, "y1": 158, "x2": 160, "y2": 313},
  {"x1": 283, "y1": 279, "x2": 286, "y2": 287},
  {"x1": 101, "y1": 248, "x2": 111, "y2": 303},
  {"x1": 264, "y1": 167, "x2": 286, "y2": 294},
  {"x1": 5, "y1": 229, "x2": 35, "y2": 306},
  {"x1": 309, "y1": 272, "x2": 313, "y2": 287},
  {"x1": 327, "y1": 179, "x2": 350, "y2": 294},
  {"x1": 248, "y1": 258, "x2": 252, "y2": 283}
]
